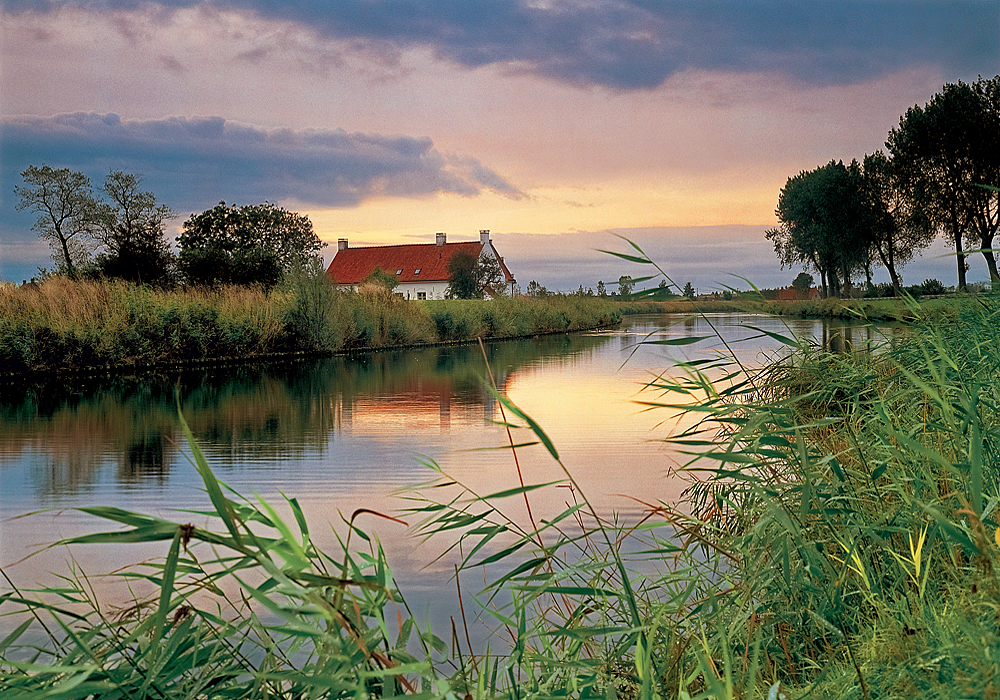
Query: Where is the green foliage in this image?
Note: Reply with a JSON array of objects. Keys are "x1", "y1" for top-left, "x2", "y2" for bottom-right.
[
  {"x1": 446, "y1": 250, "x2": 479, "y2": 299},
  {"x1": 362, "y1": 266, "x2": 400, "y2": 290},
  {"x1": 682, "y1": 281, "x2": 695, "y2": 299},
  {"x1": 6, "y1": 243, "x2": 1000, "y2": 698},
  {"x1": 178, "y1": 201, "x2": 324, "y2": 289},
  {"x1": 0, "y1": 409, "x2": 449, "y2": 699},
  {"x1": 766, "y1": 159, "x2": 872, "y2": 298},
  {"x1": 283, "y1": 258, "x2": 346, "y2": 353},
  {"x1": 526, "y1": 280, "x2": 549, "y2": 298},
  {"x1": 446, "y1": 251, "x2": 504, "y2": 299},
  {"x1": 92, "y1": 170, "x2": 176, "y2": 286},
  {"x1": 0, "y1": 280, "x2": 625, "y2": 373},
  {"x1": 617, "y1": 275, "x2": 634, "y2": 296},
  {"x1": 888, "y1": 75, "x2": 1000, "y2": 288},
  {"x1": 14, "y1": 165, "x2": 101, "y2": 279},
  {"x1": 791, "y1": 271, "x2": 813, "y2": 291}
]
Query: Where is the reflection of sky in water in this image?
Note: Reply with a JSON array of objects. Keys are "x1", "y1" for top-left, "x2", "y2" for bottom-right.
[{"x1": 0, "y1": 313, "x2": 902, "y2": 644}]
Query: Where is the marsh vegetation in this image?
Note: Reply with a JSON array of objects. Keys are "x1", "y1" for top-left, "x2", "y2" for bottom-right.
[{"x1": 2, "y1": 268, "x2": 998, "y2": 698}]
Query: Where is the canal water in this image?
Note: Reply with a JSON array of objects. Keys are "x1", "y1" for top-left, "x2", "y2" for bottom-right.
[{"x1": 0, "y1": 312, "x2": 895, "y2": 638}]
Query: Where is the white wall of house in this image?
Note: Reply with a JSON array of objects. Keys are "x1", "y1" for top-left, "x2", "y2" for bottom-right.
[{"x1": 395, "y1": 282, "x2": 449, "y2": 300}]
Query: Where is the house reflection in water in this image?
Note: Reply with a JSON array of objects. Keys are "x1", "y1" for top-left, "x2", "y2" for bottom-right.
[{"x1": 342, "y1": 372, "x2": 502, "y2": 433}]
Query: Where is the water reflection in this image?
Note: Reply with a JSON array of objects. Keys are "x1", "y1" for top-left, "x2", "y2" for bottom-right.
[
  {"x1": 0, "y1": 312, "x2": 907, "y2": 646},
  {"x1": 819, "y1": 318, "x2": 892, "y2": 354},
  {"x1": 0, "y1": 332, "x2": 617, "y2": 498}
]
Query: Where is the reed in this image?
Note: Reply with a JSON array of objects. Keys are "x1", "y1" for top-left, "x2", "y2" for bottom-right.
[
  {"x1": 3, "y1": 243, "x2": 996, "y2": 698},
  {"x1": 1, "y1": 278, "x2": 623, "y2": 374}
]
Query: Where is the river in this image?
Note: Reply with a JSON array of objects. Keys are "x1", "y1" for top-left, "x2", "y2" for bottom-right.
[{"x1": 0, "y1": 312, "x2": 896, "y2": 639}]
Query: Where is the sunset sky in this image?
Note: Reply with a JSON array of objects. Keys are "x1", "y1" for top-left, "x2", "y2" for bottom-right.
[{"x1": 2, "y1": 1, "x2": 998, "y2": 291}]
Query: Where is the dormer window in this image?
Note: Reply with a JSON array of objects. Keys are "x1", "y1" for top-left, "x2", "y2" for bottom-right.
[
  {"x1": 396, "y1": 269, "x2": 403, "y2": 275},
  {"x1": 414, "y1": 268, "x2": 421, "y2": 274}
]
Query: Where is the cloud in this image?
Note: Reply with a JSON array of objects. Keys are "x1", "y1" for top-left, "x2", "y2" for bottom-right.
[
  {"x1": 6, "y1": 1, "x2": 997, "y2": 90},
  {"x1": 0, "y1": 112, "x2": 525, "y2": 215}
]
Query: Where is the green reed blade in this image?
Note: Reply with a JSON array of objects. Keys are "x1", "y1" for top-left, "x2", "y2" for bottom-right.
[
  {"x1": 492, "y1": 391, "x2": 559, "y2": 461},
  {"x1": 641, "y1": 336, "x2": 714, "y2": 346},
  {"x1": 176, "y1": 401, "x2": 243, "y2": 548},
  {"x1": 483, "y1": 481, "x2": 563, "y2": 501}
]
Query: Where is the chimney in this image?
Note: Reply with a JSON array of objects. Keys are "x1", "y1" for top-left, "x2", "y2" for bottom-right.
[
  {"x1": 338, "y1": 239, "x2": 348, "y2": 251},
  {"x1": 479, "y1": 229, "x2": 490, "y2": 245},
  {"x1": 436, "y1": 232, "x2": 446, "y2": 246}
]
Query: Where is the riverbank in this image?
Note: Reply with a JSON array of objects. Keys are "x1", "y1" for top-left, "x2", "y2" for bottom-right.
[
  {"x1": 0, "y1": 276, "x2": 622, "y2": 377},
  {"x1": 615, "y1": 294, "x2": 981, "y2": 323}
]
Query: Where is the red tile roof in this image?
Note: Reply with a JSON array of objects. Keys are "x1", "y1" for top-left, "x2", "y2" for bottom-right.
[{"x1": 327, "y1": 242, "x2": 515, "y2": 285}]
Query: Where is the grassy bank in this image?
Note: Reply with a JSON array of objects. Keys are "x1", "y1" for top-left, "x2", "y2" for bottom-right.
[
  {"x1": 0, "y1": 276, "x2": 621, "y2": 375},
  {"x1": 744, "y1": 294, "x2": 977, "y2": 322}
]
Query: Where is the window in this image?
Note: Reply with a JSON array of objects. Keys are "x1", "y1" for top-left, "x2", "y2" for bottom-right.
[
  {"x1": 396, "y1": 269, "x2": 403, "y2": 275},
  {"x1": 414, "y1": 268, "x2": 421, "y2": 274},
  {"x1": 417, "y1": 292, "x2": 426, "y2": 300}
]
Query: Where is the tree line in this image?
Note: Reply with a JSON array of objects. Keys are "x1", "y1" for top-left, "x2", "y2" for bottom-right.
[
  {"x1": 767, "y1": 75, "x2": 999, "y2": 297},
  {"x1": 15, "y1": 165, "x2": 325, "y2": 288}
]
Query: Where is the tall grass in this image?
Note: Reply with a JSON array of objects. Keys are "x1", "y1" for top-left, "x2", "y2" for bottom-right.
[
  {"x1": 0, "y1": 278, "x2": 287, "y2": 372},
  {"x1": 1, "y1": 278, "x2": 622, "y2": 374},
  {"x1": 4, "y1": 244, "x2": 998, "y2": 698}
]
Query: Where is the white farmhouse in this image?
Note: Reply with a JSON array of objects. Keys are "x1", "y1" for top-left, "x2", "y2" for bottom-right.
[{"x1": 325, "y1": 230, "x2": 516, "y2": 300}]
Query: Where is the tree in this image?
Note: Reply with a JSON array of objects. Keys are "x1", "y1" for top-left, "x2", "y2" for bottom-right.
[
  {"x1": 526, "y1": 280, "x2": 549, "y2": 298},
  {"x1": 766, "y1": 160, "x2": 872, "y2": 298},
  {"x1": 596, "y1": 280, "x2": 607, "y2": 297},
  {"x1": 858, "y1": 151, "x2": 936, "y2": 296},
  {"x1": 15, "y1": 165, "x2": 101, "y2": 278},
  {"x1": 93, "y1": 171, "x2": 176, "y2": 284},
  {"x1": 617, "y1": 275, "x2": 634, "y2": 296},
  {"x1": 179, "y1": 201, "x2": 325, "y2": 288},
  {"x1": 791, "y1": 272, "x2": 814, "y2": 294},
  {"x1": 362, "y1": 266, "x2": 399, "y2": 290},
  {"x1": 887, "y1": 76, "x2": 1000, "y2": 289},
  {"x1": 682, "y1": 282, "x2": 696, "y2": 299},
  {"x1": 445, "y1": 251, "x2": 503, "y2": 299}
]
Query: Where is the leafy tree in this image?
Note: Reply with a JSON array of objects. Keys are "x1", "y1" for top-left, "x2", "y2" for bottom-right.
[
  {"x1": 526, "y1": 280, "x2": 549, "y2": 298},
  {"x1": 596, "y1": 280, "x2": 606, "y2": 297},
  {"x1": 887, "y1": 76, "x2": 1000, "y2": 289},
  {"x1": 792, "y1": 272, "x2": 814, "y2": 293},
  {"x1": 93, "y1": 171, "x2": 176, "y2": 285},
  {"x1": 445, "y1": 251, "x2": 503, "y2": 299},
  {"x1": 682, "y1": 282, "x2": 696, "y2": 299},
  {"x1": 617, "y1": 275, "x2": 634, "y2": 296},
  {"x1": 766, "y1": 160, "x2": 871, "y2": 297},
  {"x1": 362, "y1": 267, "x2": 399, "y2": 290},
  {"x1": 179, "y1": 201, "x2": 325, "y2": 288},
  {"x1": 859, "y1": 151, "x2": 936, "y2": 296},
  {"x1": 15, "y1": 165, "x2": 101, "y2": 278},
  {"x1": 920, "y1": 278, "x2": 946, "y2": 296}
]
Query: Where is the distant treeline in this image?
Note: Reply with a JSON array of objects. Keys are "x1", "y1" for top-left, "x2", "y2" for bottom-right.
[{"x1": 0, "y1": 274, "x2": 622, "y2": 375}]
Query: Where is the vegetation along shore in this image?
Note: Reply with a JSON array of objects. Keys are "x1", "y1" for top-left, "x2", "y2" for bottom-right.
[{"x1": 0, "y1": 272, "x2": 624, "y2": 377}]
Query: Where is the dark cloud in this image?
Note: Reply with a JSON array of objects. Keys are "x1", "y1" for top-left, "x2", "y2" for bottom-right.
[
  {"x1": 0, "y1": 112, "x2": 525, "y2": 217},
  {"x1": 6, "y1": 1, "x2": 998, "y2": 89}
]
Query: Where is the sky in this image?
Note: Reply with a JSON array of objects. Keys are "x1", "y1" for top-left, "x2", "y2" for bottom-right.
[{"x1": 2, "y1": 1, "x2": 998, "y2": 292}]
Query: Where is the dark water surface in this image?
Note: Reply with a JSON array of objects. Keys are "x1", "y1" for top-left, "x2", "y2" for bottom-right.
[{"x1": 0, "y1": 312, "x2": 897, "y2": 634}]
